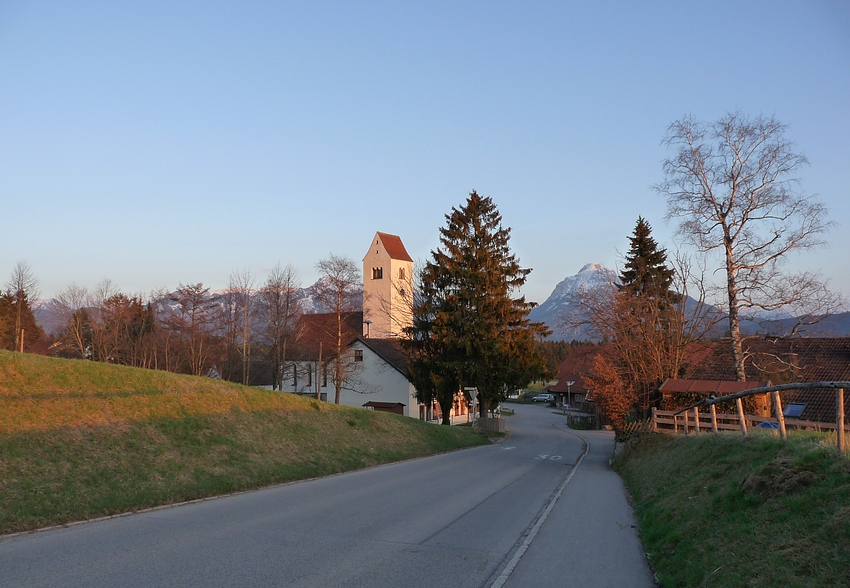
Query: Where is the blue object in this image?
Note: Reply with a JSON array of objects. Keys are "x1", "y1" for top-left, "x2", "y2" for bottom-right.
[{"x1": 756, "y1": 421, "x2": 780, "y2": 429}]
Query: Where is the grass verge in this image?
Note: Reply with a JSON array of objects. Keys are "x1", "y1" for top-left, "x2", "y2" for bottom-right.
[
  {"x1": 0, "y1": 351, "x2": 489, "y2": 535},
  {"x1": 614, "y1": 432, "x2": 850, "y2": 588}
]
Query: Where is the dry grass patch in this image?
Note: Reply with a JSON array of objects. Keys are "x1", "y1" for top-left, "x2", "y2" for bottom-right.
[{"x1": 0, "y1": 352, "x2": 489, "y2": 534}]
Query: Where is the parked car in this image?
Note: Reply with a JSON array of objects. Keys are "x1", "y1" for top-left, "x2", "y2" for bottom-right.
[{"x1": 532, "y1": 393, "x2": 555, "y2": 404}]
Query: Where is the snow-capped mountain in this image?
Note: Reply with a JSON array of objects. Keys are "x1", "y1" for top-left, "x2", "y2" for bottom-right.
[{"x1": 528, "y1": 263, "x2": 619, "y2": 341}]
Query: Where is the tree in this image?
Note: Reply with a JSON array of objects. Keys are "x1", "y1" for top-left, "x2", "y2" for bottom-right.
[
  {"x1": 224, "y1": 268, "x2": 256, "y2": 386},
  {"x1": 564, "y1": 218, "x2": 713, "y2": 422},
  {"x1": 313, "y1": 254, "x2": 361, "y2": 404},
  {"x1": 656, "y1": 112, "x2": 839, "y2": 380},
  {"x1": 619, "y1": 217, "x2": 675, "y2": 299},
  {"x1": 405, "y1": 191, "x2": 549, "y2": 423},
  {"x1": 259, "y1": 263, "x2": 301, "y2": 391},
  {"x1": 3, "y1": 261, "x2": 41, "y2": 352},
  {"x1": 55, "y1": 283, "x2": 92, "y2": 359},
  {"x1": 167, "y1": 283, "x2": 218, "y2": 376}
]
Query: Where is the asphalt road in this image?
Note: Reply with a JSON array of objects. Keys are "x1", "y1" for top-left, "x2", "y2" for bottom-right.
[{"x1": 0, "y1": 404, "x2": 655, "y2": 587}]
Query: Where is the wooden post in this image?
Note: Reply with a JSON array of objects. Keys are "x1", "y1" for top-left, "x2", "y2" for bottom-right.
[
  {"x1": 19, "y1": 328, "x2": 24, "y2": 353},
  {"x1": 772, "y1": 390, "x2": 787, "y2": 441},
  {"x1": 838, "y1": 388, "x2": 845, "y2": 452},
  {"x1": 694, "y1": 407, "x2": 701, "y2": 433},
  {"x1": 710, "y1": 404, "x2": 718, "y2": 433},
  {"x1": 652, "y1": 407, "x2": 658, "y2": 433},
  {"x1": 683, "y1": 410, "x2": 689, "y2": 435},
  {"x1": 736, "y1": 397, "x2": 748, "y2": 437}
]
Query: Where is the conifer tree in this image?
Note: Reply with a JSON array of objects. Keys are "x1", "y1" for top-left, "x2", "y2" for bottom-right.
[
  {"x1": 619, "y1": 216, "x2": 675, "y2": 300},
  {"x1": 405, "y1": 191, "x2": 549, "y2": 423}
]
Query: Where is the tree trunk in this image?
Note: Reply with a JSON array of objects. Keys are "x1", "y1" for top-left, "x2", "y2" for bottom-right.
[{"x1": 725, "y1": 238, "x2": 747, "y2": 381}]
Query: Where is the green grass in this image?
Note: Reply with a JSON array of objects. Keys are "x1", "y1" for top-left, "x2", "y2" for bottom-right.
[
  {"x1": 615, "y1": 432, "x2": 850, "y2": 588},
  {"x1": 0, "y1": 351, "x2": 489, "y2": 534}
]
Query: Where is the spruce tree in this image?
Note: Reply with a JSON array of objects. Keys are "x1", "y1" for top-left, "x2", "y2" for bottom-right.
[
  {"x1": 404, "y1": 191, "x2": 549, "y2": 422},
  {"x1": 619, "y1": 217, "x2": 675, "y2": 298}
]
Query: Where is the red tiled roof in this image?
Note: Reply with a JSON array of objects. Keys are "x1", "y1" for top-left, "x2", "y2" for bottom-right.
[
  {"x1": 659, "y1": 379, "x2": 769, "y2": 394},
  {"x1": 377, "y1": 232, "x2": 413, "y2": 262},
  {"x1": 548, "y1": 345, "x2": 607, "y2": 393},
  {"x1": 290, "y1": 312, "x2": 364, "y2": 360},
  {"x1": 681, "y1": 338, "x2": 850, "y2": 423}
]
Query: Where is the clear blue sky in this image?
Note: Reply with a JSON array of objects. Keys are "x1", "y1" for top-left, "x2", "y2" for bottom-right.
[{"x1": 2, "y1": 1, "x2": 848, "y2": 305}]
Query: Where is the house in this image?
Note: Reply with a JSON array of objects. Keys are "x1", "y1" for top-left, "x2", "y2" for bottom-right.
[
  {"x1": 279, "y1": 311, "x2": 364, "y2": 400},
  {"x1": 658, "y1": 379, "x2": 771, "y2": 417},
  {"x1": 547, "y1": 344, "x2": 607, "y2": 427},
  {"x1": 678, "y1": 337, "x2": 850, "y2": 423},
  {"x1": 347, "y1": 337, "x2": 418, "y2": 417}
]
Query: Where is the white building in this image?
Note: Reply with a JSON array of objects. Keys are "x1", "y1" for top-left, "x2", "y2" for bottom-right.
[{"x1": 281, "y1": 231, "x2": 469, "y2": 423}]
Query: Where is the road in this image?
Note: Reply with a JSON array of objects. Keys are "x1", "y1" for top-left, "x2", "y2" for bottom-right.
[{"x1": 0, "y1": 404, "x2": 655, "y2": 587}]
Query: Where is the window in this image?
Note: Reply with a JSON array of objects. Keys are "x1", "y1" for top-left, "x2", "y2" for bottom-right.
[
  {"x1": 354, "y1": 349, "x2": 364, "y2": 362},
  {"x1": 372, "y1": 267, "x2": 383, "y2": 279},
  {"x1": 399, "y1": 267, "x2": 406, "y2": 280},
  {"x1": 306, "y1": 365, "x2": 312, "y2": 387},
  {"x1": 322, "y1": 364, "x2": 328, "y2": 387},
  {"x1": 292, "y1": 365, "x2": 298, "y2": 387},
  {"x1": 784, "y1": 403, "x2": 806, "y2": 418}
]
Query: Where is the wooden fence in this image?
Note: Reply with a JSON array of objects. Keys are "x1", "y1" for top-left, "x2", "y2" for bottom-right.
[
  {"x1": 654, "y1": 381, "x2": 850, "y2": 451},
  {"x1": 653, "y1": 408, "x2": 839, "y2": 434}
]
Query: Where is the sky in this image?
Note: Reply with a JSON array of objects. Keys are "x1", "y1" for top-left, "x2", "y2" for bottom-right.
[{"x1": 2, "y1": 1, "x2": 849, "y2": 306}]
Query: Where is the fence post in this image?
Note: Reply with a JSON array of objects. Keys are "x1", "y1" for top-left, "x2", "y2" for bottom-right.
[
  {"x1": 694, "y1": 407, "x2": 700, "y2": 434},
  {"x1": 838, "y1": 388, "x2": 845, "y2": 452},
  {"x1": 736, "y1": 397, "x2": 748, "y2": 437},
  {"x1": 652, "y1": 407, "x2": 658, "y2": 432},
  {"x1": 772, "y1": 390, "x2": 787, "y2": 441},
  {"x1": 710, "y1": 404, "x2": 718, "y2": 433},
  {"x1": 684, "y1": 410, "x2": 689, "y2": 435}
]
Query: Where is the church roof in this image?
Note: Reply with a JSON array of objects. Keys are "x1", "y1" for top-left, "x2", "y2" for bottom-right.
[{"x1": 376, "y1": 232, "x2": 413, "y2": 262}]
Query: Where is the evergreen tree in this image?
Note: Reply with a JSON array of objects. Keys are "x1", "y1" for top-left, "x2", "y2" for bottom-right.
[
  {"x1": 404, "y1": 191, "x2": 549, "y2": 423},
  {"x1": 619, "y1": 216, "x2": 675, "y2": 299},
  {"x1": 0, "y1": 290, "x2": 46, "y2": 353}
]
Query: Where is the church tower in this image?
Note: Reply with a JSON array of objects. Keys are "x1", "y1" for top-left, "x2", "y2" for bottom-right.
[{"x1": 362, "y1": 232, "x2": 414, "y2": 338}]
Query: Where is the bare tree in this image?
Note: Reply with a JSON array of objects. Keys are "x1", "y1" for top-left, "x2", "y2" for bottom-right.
[
  {"x1": 88, "y1": 279, "x2": 120, "y2": 362},
  {"x1": 6, "y1": 261, "x2": 40, "y2": 352},
  {"x1": 167, "y1": 283, "x2": 218, "y2": 376},
  {"x1": 656, "y1": 112, "x2": 841, "y2": 380},
  {"x1": 229, "y1": 268, "x2": 256, "y2": 386},
  {"x1": 259, "y1": 263, "x2": 301, "y2": 391},
  {"x1": 54, "y1": 283, "x2": 91, "y2": 358},
  {"x1": 313, "y1": 254, "x2": 361, "y2": 404}
]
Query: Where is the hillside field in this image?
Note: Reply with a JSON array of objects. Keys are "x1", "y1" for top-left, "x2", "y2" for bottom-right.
[
  {"x1": 615, "y1": 431, "x2": 850, "y2": 587},
  {"x1": 0, "y1": 351, "x2": 489, "y2": 535}
]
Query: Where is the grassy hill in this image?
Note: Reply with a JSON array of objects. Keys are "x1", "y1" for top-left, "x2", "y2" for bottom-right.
[
  {"x1": 0, "y1": 351, "x2": 488, "y2": 535},
  {"x1": 615, "y1": 432, "x2": 850, "y2": 587}
]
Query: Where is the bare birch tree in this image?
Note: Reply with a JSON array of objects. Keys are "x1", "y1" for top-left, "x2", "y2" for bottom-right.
[
  {"x1": 313, "y1": 254, "x2": 361, "y2": 404},
  {"x1": 656, "y1": 112, "x2": 840, "y2": 380}
]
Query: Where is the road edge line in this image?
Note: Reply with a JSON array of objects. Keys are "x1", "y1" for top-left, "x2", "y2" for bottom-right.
[{"x1": 489, "y1": 428, "x2": 589, "y2": 588}]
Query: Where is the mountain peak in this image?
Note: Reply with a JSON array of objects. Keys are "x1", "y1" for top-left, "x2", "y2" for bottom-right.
[{"x1": 528, "y1": 263, "x2": 619, "y2": 341}]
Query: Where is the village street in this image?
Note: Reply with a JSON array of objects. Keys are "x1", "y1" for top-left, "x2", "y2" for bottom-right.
[{"x1": 0, "y1": 404, "x2": 655, "y2": 587}]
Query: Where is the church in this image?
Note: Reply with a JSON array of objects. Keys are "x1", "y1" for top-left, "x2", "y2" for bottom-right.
[{"x1": 279, "y1": 231, "x2": 470, "y2": 423}]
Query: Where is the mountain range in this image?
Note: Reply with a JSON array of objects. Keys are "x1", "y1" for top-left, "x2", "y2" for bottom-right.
[{"x1": 528, "y1": 263, "x2": 850, "y2": 341}]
